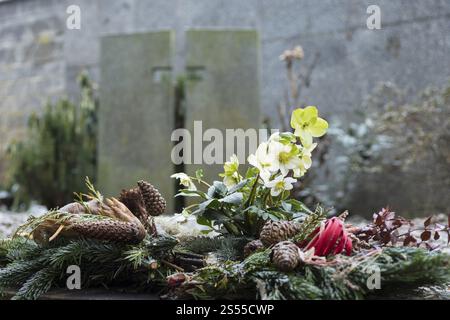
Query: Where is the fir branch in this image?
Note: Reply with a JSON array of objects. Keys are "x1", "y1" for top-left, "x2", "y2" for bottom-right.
[
  {"x1": 178, "y1": 247, "x2": 450, "y2": 300},
  {"x1": 12, "y1": 267, "x2": 58, "y2": 300},
  {"x1": 0, "y1": 260, "x2": 44, "y2": 289},
  {"x1": 0, "y1": 235, "x2": 178, "y2": 300}
]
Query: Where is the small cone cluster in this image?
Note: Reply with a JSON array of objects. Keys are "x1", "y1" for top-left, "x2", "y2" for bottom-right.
[
  {"x1": 243, "y1": 239, "x2": 264, "y2": 257},
  {"x1": 270, "y1": 241, "x2": 300, "y2": 272},
  {"x1": 259, "y1": 220, "x2": 301, "y2": 246},
  {"x1": 244, "y1": 216, "x2": 354, "y2": 272}
]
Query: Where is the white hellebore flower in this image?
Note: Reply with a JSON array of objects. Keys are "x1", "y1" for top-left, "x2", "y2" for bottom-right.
[
  {"x1": 248, "y1": 142, "x2": 274, "y2": 183},
  {"x1": 268, "y1": 141, "x2": 302, "y2": 177},
  {"x1": 170, "y1": 172, "x2": 197, "y2": 191},
  {"x1": 221, "y1": 154, "x2": 241, "y2": 188},
  {"x1": 293, "y1": 143, "x2": 316, "y2": 178},
  {"x1": 265, "y1": 175, "x2": 297, "y2": 197}
]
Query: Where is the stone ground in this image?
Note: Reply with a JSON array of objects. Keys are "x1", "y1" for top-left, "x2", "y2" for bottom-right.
[{"x1": 0, "y1": 205, "x2": 47, "y2": 238}]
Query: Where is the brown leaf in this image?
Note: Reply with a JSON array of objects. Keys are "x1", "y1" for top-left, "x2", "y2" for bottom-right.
[
  {"x1": 380, "y1": 231, "x2": 391, "y2": 244},
  {"x1": 423, "y1": 216, "x2": 432, "y2": 228},
  {"x1": 421, "y1": 230, "x2": 431, "y2": 241},
  {"x1": 392, "y1": 219, "x2": 404, "y2": 228},
  {"x1": 374, "y1": 215, "x2": 383, "y2": 226},
  {"x1": 434, "y1": 231, "x2": 440, "y2": 240},
  {"x1": 403, "y1": 235, "x2": 416, "y2": 246}
]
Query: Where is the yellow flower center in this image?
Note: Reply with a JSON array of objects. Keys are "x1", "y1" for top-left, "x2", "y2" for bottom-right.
[
  {"x1": 275, "y1": 181, "x2": 285, "y2": 190},
  {"x1": 278, "y1": 151, "x2": 291, "y2": 164}
]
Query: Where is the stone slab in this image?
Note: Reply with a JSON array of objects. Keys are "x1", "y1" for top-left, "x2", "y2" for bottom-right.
[
  {"x1": 184, "y1": 29, "x2": 261, "y2": 185},
  {"x1": 98, "y1": 31, "x2": 175, "y2": 212}
]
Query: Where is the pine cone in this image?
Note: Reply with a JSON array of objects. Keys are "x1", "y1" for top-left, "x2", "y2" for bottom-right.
[
  {"x1": 243, "y1": 239, "x2": 264, "y2": 257},
  {"x1": 270, "y1": 241, "x2": 300, "y2": 272},
  {"x1": 259, "y1": 220, "x2": 301, "y2": 246},
  {"x1": 32, "y1": 198, "x2": 146, "y2": 244},
  {"x1": 119, "y1": 187, "x2": 149, "y2": 224},
  {"x1": 137, "y1": 180, "x2": 166, "y2": 216},
  {"x1": 71, "y1": 220, "x2": 146, "y2": 244}
]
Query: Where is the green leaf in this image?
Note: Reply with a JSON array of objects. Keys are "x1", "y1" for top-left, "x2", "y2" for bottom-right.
[
  {"x1": 278, "y1": 132, "x2": 297, "y2": 144},
  {"x1": 196, "y1": 215, "x2": 214, "y2": 229},
  {"x1": 175, "y1": 189, "x2": 208, "y2": 199},
  {"x1": 203, "y1": 210, "x2": 232, "y2": 224},
  {"x1": 245, "y1": 167, "x2": 259, "y2": 179},
  {"x1": 192, "y1": 198, "x2": 221, "y2": 215},
  {"x1": 213, "y1": 181, "x2": 227, "y2": 195},
  {"x1": 227, "y1": 179, "x2": 249, "y2": 194},
  {"x1": 267, "y1": 213, "x2": 281, "y2": 221},
  {"x1": 220, "y1": 192, "x2": 243, "y2": 205},
  {"x1": 283, "y1": 199, "x2": 313, "y2": 214},
  {"x1": 195, "y1": 169, "x2": 204, "y2": 180},
  {"x1": 281, "y1": 201, "x2": 292, "y2": 212},
  {"x1": 207, "y1": 181, "x2": 227, "y2": 198}
]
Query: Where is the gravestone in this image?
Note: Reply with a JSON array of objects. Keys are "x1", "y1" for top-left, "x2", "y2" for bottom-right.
[
  {"x1": 185, "y1": 30, "x2": 260, "y2": 184},
  {"x1": 98, "y1": 31, "x2": 175, "y2": 212}
]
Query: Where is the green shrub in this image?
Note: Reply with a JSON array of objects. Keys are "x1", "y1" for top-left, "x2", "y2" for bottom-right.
[{"x1": 6, "y1": 73, "x2": 98, "y2": 209}]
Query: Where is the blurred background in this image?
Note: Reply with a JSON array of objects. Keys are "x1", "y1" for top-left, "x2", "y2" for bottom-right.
[{"x1": 0, "y1": 0, "x2": 449, "y2": 236}]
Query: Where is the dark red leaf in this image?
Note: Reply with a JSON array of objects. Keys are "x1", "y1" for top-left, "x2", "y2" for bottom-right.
[
  {"x1": 423, "y1": 216, "x2": 432, "y2": 228},
  {"x1": 434, "y1": 232, "x2": 440, "y2": 240}
]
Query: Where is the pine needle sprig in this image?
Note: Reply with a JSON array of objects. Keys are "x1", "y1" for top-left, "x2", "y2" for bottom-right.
[{"x1": 292, "y1": 205, "x2": 327, "y2": 243}]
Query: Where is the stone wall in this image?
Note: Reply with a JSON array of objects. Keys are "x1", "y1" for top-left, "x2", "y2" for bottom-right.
[
  {"x1": 1, "y1": 0, "x2": 449, "y2": 215},
  {"x1": 0, "y1": 0, "x2": 66, "y2": 181}
]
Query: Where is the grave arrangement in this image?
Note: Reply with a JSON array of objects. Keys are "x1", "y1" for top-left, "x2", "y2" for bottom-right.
[{"x1": 1, "y1": 107, "x2": 449, "y2": 300}]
